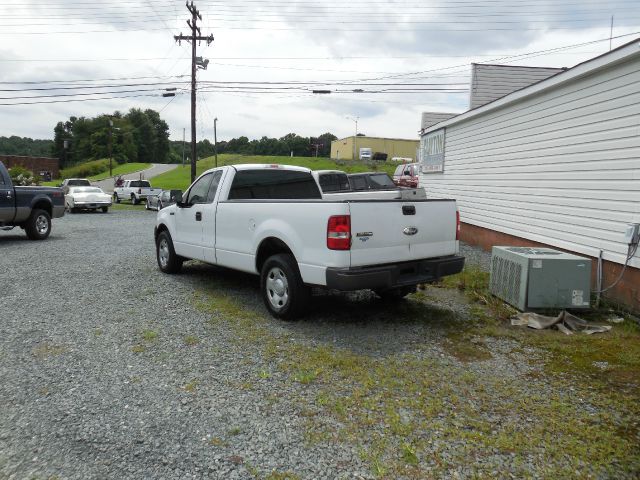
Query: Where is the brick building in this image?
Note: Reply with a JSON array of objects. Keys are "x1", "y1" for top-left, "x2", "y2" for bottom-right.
[{"x1": 0, "y1": 155, "x2": 60, "y2": 179}]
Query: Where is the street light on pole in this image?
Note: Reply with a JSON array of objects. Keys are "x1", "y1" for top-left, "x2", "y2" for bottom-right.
[{"x1": 346, "y1": 116, "x2": 359, "y2": 160}]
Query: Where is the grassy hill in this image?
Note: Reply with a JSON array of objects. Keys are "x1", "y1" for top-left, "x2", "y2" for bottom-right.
[{"x1": 150, "y1": 154, "x2": 400, "y2": 190}]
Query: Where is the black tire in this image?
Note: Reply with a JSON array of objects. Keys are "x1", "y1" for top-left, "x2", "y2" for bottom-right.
[
  {"x1": 114, "y1": 193, "x2": 121, "y2": 204},
  {"x1": 260, "y1": 253, "x2": 310, "y2": 320},
  {"x1": 375, "y1": 286, "x2": 416, "y2": 301},
  {"x1": 101, "y1": 206, "x2": 109, "y2": 213},
  {"x1": 70, "y1": 207, "x2": 78, "y2": 214},
  {"x1": 25, "y1": 209, "x2": 51, "y2": 240},
  {"x1": 156, "y1": 231, "x2": 183, "y2": 274},
  {"x1": 131, "y1": 194, "x2": 139, "y2": 205}
]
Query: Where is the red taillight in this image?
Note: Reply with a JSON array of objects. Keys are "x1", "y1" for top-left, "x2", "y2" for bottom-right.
[
  {"x1": 456, "y1": 211, "x2": 460, "y2": 240},
  {"x1": 327, "y1": 215, "x2": 351, "y2": 250}
]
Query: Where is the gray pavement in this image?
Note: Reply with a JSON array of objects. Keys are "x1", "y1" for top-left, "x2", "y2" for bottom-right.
[{"x1": 94, "y1": 163, "x2": 178, "y2": 192}]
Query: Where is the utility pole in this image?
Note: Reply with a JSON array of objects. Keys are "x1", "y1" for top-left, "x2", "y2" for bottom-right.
[
  {"x1": 182, "y1": 127, "x2": 186, "y2": 167},
  {"x1": 108, "y1": 119, "x2": 113, "y2": 177},
  {"x1": 214, "y1": 117, "x2": 218, "y2": 168},
  {"x1": 174, "y1": 1, "x2": 214, "y2": 183}
]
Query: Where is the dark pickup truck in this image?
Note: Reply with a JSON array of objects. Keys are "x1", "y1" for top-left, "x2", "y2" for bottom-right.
[{"x1": 0, "y1": 161, "x2": 65, "y2": 240}]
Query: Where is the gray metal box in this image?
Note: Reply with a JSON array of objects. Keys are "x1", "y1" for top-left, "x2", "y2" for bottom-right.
[{"x1": 490, "y1": 246, "x2": 591, "y2": 311}]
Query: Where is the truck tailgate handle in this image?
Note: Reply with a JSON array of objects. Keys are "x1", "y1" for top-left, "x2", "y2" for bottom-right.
[
  {"x1": 402, "y1": 205, "x2": 415, "y2": 215},
  {"x1": 195, "y1": 212, "x2": 202, "y2": 221}
]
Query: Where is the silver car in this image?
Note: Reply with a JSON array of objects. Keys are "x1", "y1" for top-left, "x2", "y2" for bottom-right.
[{"x1": 146, "y1": 190, "x2": 182, "y2": 211}]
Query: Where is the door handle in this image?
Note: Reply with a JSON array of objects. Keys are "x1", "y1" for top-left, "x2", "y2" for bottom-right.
[{"x1": 195, "y1": 212, "x2": 202, "y2": 221}]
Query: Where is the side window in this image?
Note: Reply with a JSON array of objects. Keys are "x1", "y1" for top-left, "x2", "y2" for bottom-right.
[
  {"x1": 186, "y1": 174, "x2": 213, "y2": 205},
  {"x1": 351, "y1": 176, "x2": 367, "y2": 191},
  {"x1": 206, "y1": 171, "x2": 223, "y2": 203},
  {"x1": 394, "y1": 165, "x2": 403, "y2": 176}
]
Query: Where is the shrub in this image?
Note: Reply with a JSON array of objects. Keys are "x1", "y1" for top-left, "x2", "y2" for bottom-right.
[
  {"x1": 8, "y1": 166, "x2": 39, "y2": 186},
  {"x1": 59, "y1": 159, "x2": 110, "y2": 179}
]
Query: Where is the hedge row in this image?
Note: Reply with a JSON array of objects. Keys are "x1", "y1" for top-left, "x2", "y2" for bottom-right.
[{"x1": 59, "y1": 159, "x2": 110, "y2": 179}]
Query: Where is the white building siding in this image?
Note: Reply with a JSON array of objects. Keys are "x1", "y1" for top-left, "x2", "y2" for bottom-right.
[
  {"x1": 422, "y1": 54, "x2": 640, "y2": 268},
  {"x1": 470, "y1": 64, "x2": 564, "y2": 109}
]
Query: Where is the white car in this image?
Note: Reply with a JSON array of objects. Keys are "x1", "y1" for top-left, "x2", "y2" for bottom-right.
[{"x1": 65, "y1": 186, "x2": 112, "y2": 213}]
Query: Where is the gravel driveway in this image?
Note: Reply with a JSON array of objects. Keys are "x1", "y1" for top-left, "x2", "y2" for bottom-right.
[{"x1": 1, "y1": 212, "x2": 637, "y2": 479}]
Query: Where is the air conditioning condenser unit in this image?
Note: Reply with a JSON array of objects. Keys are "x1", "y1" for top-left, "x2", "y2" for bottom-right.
[{"x1": 490, "y1": 246, "x2": 591, "y2": 311}]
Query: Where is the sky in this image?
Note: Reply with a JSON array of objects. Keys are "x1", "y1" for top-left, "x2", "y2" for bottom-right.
[{"x1": 1, "y1": 0, "x2": 639, "y2": 143}]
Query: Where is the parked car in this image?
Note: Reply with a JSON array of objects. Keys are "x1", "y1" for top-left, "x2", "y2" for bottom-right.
[
  {"x1": 393, "y1": 163, "x2": 420, "y2": 188},
  {"x1": 311, "y1": 170, "x2": 351, "y2": 193},
  {"x1": 348, "y1": 172, "x2": 397, "y2": 191},
  {"x1": 146, "y1": 189, "x2": 183, "y2": 211},
  {"x1": 60, "y1": 178, "x2": 91, "y2": 194},
  {"x1": 154, "y1": 164, "x2": 464, "y2": 319},
  {"x1": 65, "y1": 186, "x2": 112, "y2": 213},
  {"x1": 113, "y1": 180, "x2": 162, "y2": 205},
  {"x1": 0, "y1": 161, "x2": 65, "y2": 240}
]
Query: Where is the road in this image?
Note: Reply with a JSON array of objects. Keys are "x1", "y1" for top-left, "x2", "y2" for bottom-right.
[{"x1": 94, "y1": 163, "x2": 178, "y2": 192}]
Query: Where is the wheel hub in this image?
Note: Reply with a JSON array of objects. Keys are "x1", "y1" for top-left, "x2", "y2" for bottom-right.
[{"x1": 266, "y1": 267, "x2": 289, "y2": 310}]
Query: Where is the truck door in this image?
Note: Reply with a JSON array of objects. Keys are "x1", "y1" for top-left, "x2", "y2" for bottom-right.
[
  {"x1": 173, "y1": 173, "x2": 213, "y2": 260},
  {"x1": 202, "y1": 170, "x2": 224, "y2": 264},
  {"x1": 0, "y1": 169, "x2": 14, "y2": 222}
]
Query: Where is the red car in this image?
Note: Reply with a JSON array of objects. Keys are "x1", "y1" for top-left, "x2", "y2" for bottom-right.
[{"x1": 392, "y1": 163, "x2": 420, "y2": 188}]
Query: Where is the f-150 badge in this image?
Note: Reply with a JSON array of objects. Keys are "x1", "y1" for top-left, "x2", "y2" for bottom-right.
[
  {"x1": 356, "y1": 232, "x2": 373, "y2": 242},
  {"x1": 403, "y1": 227, "x2": 418, "y2": 236}
]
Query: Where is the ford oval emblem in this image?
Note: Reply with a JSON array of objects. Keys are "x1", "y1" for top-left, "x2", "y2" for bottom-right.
[{"x1": 403, "y1": 226, "x2": 418, "y2": 236}]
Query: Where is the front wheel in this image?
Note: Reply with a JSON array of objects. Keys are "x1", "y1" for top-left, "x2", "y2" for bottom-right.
[
  {"x1": 101, "y1": 206, "x2": 109, "y2": 213},
  {"x1": 260, "y1": 253, "x2": 310, "y2": 320},
  {"x1": 25, "y1": 209, "x2": 51, "y2": 240},
  {"x1": 156, "y1": 231, "x2": 183, "y2": 274},
  {"x1": 114, "y1": 193, "x2": 121, "y2": 204},
  {"x1": 131, "y1": 194, "x2": 139, "y2": 205}
]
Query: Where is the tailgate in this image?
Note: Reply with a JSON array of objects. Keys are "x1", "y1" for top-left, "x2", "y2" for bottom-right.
[{"x1": 348, "y1": 200, "x2": 458, "y2": 267}]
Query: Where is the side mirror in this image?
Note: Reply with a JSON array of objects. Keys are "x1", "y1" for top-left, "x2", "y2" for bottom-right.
[{"x1": 173, "y1": 191, "x2": 183, "y2": 203}]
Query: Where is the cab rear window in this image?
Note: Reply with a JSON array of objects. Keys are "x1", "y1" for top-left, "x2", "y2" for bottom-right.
[
  {"x1": 229, "y1": 169, "x2": 321, "y2": 200},
  {"x1": 130, "y1": 181, "x2": 150, "y2": 188}
]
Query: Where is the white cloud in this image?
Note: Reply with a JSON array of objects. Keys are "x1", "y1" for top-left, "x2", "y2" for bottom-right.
[{"x1": 0, "y1": 0, "x2": 638, "y2": 144}]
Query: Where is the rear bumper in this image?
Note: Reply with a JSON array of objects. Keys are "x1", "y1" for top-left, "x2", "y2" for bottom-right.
[{"x1": 325, "y1": 255, "x2": 465, "y2": 291}]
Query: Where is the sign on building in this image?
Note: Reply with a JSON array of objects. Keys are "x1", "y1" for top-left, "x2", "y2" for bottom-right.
[{"x1": 420, "y1": 129, "x2": 445, "y2": 173}]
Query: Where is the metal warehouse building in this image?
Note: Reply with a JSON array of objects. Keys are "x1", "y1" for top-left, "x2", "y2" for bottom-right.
[
  {"x1": 419, "y1": 39, "x2": 640, "y2": 309},
  {"x1": 331, "y1": 136, "x2": 419, "y2": 161}
]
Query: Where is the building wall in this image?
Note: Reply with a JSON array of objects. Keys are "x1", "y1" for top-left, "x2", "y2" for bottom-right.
[
  {"x1": 331, "y1": 136, "x2": 419, "y2": 160},
  {"x1": 0, "y1": 155, "x2": 60, "y2": 179},
  {"x1": 420, "y1": 53, "x2": 640, "y2": 309},
  {"x1": 470, "y1": 64, "x2": 564, "y2": 109},
  {"x1": 421, "y1": 112, "x2": 458, "y2": 131}
]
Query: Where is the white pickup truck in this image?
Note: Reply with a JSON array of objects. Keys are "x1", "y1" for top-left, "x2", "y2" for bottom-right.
[
  {"x1": 113, "y1": 180, "x2": 162, "y2": 205},
  {"x1": 154, "y1": 164, "x2": 464, "y2": 319}
]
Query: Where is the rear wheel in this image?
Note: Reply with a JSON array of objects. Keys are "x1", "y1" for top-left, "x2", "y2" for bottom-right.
[
  {"x1": 261, "y1": 253, "x2": 310, "y2": 320},
  {"x1": 25, "y1": 209, "x2": 51, "y2": 240},
  {"x1": 156, "y1": 231, "x2": 183, "y2": 274},
  {"x1": 131, "y1": 194, "x2": 139, "y2": 205}
]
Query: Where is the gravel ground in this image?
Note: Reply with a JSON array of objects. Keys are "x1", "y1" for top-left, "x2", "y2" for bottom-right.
[{"x1": 0, "y1": 213, "x2": 636, "y2": 479}]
